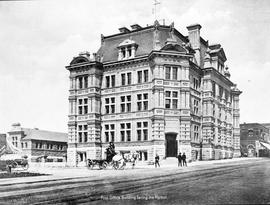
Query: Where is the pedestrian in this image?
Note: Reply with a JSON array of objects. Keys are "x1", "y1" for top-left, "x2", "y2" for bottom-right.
[
  {"x1": 182, "y1": 152, "x2": 187, "y2": 166},
  {"x1": 155, "y1": 154, "x2": 160, "y2": 168},
  {"x1": 177, "y1": 152, "x2": 182, "y2": 167}
]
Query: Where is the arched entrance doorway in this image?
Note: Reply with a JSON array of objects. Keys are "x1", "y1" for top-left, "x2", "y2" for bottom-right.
[{"x1": 165, "y1": 133, "x2": 177, "y2": 157}]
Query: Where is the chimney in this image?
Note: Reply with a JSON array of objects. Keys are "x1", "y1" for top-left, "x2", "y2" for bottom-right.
[
  {"x1": 186, "y1": 24, "x2": 202, "y2": 66},
  {"x1": 130, "y1": 24, "x2": 142, "y2": 31},
  {"x1": 119, "y1": 27, "x2": 130, "y2": 34}
]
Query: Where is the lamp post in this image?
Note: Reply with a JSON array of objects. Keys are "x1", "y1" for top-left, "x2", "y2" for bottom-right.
[{"x1": 199, "y1": 139, "x2": 203, "y2": 161}]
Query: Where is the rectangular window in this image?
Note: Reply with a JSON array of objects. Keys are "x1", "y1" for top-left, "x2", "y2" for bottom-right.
[
  {"x1": 121, "y1": 73, "x2": 126, "y2": 86},
  {"x1": 111, "y1": 75, "x2": 115, "y2": 87},
  {"x1": 84, "y1": 76, "x2": 88, "y2": 88},
  {"x1": 120, "y1": 95, "x2": 131, "y2": 112},
  {"x1": 105, "y1": 97, "x2": 115, "y2": 114},
  {"x1": 138, "y1": 71, "x2": 142, "y2": 84},
  {"x1": 193, "y1": 99, "x2": 199, "y2": 115},
  {"x1": 106, "y1": 76, "x2": 110, "y2": 88},
  {"x1": 105, "y1": 75, "x2": 115, "y2": 88},
  {"x1": 194, "y1": 125, "x2": 199, "y2": 141},
  {"x1": 193, "y1": 78, "x2": 200, "y2": 90},
  {"x1": 212, "y1": 81, "x2": 216, "y2": 97},
  {"x1": 77, "y1": 76, "x2": 88, "y2": 89},
  {"x1": 165, "y1": 91, "x2": 178, "y2": 109},
  {"x1": 137, "y1": 93, "x2": 148, "y2": 111},
  {"x1": 165, "y1": 66, "x2": 179, "y2": 80},
  {"x1": 78, "y1": 98, "x2": 88, "y2": 115},
  {"x1": 137, "y1": 70, "x2": 149, "y2": 83},
  {"x1": 127, "y1": 72, "x2": 132, "y2": 85},
  {"x1": 104, "y1": 124, "x2": 115, "y2": 142},
  {"x1": 121, "y1": 72, "x2": 132, "y2": 85},
  {"x1": 172, "y1": 67, "x2": 178, "y2": 80},
  {"x1": 137, "y1": 122, "x2": 148, "y2": 141},
  {"x1": 165, "y1": 67, "x2": 171, "y2": 79},
  {"x1": 144, "y1": 70, "x2": 149, "y2": 82},
  {"x1": 120, "y1": 123, "x2": 131, "y2": 142},
  {"x1": 78, "y1": 124, "x2": 87, "y2": 143}
]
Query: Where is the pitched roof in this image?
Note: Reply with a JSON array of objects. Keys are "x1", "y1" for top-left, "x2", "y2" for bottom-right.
[
  {"x1": 97, "y1": 25, "x2": 188, "y2": 63},
  {"x1": 21, "y1": 128, "x2": 68, "y2": 143}
]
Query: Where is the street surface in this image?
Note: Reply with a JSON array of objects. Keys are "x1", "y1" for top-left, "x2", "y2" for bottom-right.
[{"x1": 0, "y1": 158, "x2": 269, "y2": 204}]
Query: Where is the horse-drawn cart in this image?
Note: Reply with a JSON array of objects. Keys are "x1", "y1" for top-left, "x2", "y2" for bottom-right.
[
  {"x1": 87, "y1": 158, "x2": 118, "y2": 170},
  {"x1": 0, "y1": 158, "x2": 29, "y2": 173},
  {"x1": 87, "y1": 151, "x2": 139, "y2": 170}
]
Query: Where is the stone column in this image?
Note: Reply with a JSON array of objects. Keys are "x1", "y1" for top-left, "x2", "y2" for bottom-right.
[
  {"x1": 131, "y1": 46, "x2": 136, "y2": 58},
  {"x1": 232, "y1": 87, "x2": 242, "y2": 158}
]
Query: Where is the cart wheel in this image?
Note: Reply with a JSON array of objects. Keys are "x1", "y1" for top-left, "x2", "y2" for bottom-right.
[
  {"x1": 113, "y1": 161, "x2": 119, "y2": 170},
  {"x1": 101, "y1": 162, "x2": 108, "y2": 169},
  {"x1": 23, "y1": 163, "x2": 29, "y2": 170},
  {"x1": 87, "y1": 160, "x2": 94, "y2": 170},
  {"x1": 6, "y1": 165, "x2": 11, "y2": 173}
]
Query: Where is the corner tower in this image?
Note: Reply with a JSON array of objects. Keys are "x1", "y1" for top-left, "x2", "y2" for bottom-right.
[{"x1": 66, "y1": 52, "x2": 103, "y2": 166}]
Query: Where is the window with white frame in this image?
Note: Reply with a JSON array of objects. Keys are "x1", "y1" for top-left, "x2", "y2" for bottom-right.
[
  {"x1": 78, "y1": 98, "x2": 88, "y2": 115},
  {"x1": 78, "y1": 125, "x2": 88, "y2": 143},
  {"x1": 120, "y1": 95, "x2": 131, "y2": 113},
  {"x1": 105, "y1": 97, "x2": 115, "y2": 114},
  {"x1": 121, "y1": 72, "x2": 132, "y2": 86},
  {"x1": 104, "y1": 124, "x2": 115, "y2": 142},
  {"x1": 137, "y1": 70, "x2": 149, "y2": 84},
  {"x1": 77, "y1": 76, "x2": 88, "y2": 89},
  {"x1": 165, "y1": 91, "x2": 178, "y2": 109},
  {"x1": 165, "y1": 66, "x2": 178, "y2": 80},
  {"x1": 105, "y1": 75, "x2": 115, "y2": 88},
  {"x1": 193, "y1": 99, "x2": 199, "y2": 115},
  {"x1": 137, "y1": 93, "x2": 148, "y2": 111},
  {"x1": 137, "y1": 122, "x2": 148, "y2": 141},
  {"x1": 120, "y1": 123, "x2": 131, "y2": 141}
]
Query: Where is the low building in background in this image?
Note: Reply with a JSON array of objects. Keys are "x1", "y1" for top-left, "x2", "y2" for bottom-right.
[
  {"x1": 240, "y1": 123, "x2": 270, "y2": 157},
  {"x1": 0, "y1": 134, "x2": 7, "y2": 155},
  {"x1": 6, "y1": 123, "x2": 68, "y2": 162}
]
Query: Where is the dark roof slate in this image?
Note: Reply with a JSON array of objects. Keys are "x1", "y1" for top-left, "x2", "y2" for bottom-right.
[
  {"x1": 97, "y1": 26, "x2": 188, "y2": 63},
  {"x1": 21, "y1": 128, "x2": 68, "y2": 143}
]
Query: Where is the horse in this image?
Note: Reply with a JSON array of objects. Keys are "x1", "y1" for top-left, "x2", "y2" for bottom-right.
[{"x1": 112, "y1": 151, "x2": 140, "y2": 169}]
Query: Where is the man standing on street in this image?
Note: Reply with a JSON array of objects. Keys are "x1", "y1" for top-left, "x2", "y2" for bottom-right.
[
  {"x1": 177, "y1": 152, "x2": 182, "y2": 167},
  {"x1": 155, "y1": 154, "x2": 160, "y2": 168},
  {"x1": 182, "y1": 152, "x2": 187, "y2": 166}
]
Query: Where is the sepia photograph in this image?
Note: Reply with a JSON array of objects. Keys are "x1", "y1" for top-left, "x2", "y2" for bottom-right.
[{"x1": 0, "y1": 0, "x2": 270, "y2": 204}]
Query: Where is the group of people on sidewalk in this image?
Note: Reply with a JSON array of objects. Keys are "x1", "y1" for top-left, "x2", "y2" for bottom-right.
[
  {"x1": 154, "y1": 152, "x2": 187, "y2": 168},
  {"x1": 177, "y1": 152, "x2": 187, "y2": 167}
]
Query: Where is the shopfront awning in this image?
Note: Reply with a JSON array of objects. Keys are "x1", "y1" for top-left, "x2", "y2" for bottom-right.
[{"x1": 260, "y1": 141, "x2": 270, "y2": 150}]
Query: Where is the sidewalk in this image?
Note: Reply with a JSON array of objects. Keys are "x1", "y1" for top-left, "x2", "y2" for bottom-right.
[{"x1": 0, "y1": 157, "x2": 262, "y2": 186}]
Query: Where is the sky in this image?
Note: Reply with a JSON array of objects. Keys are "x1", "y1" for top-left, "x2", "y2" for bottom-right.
[{"x1": 0, "y1": 0, "x2": 270, "y2": 133}]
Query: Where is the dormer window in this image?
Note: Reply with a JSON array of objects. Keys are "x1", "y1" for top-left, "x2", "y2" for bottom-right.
[{"x1": 118, "y1": 39, "x2": 138, "y2": 60}]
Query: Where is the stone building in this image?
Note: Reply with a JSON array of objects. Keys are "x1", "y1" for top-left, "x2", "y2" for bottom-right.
[
  {"x1": 66, "y1": 21, "x2": 241, "y2": 166},
  {"x1": 7, "y1": 123, "x2": 68, "y2": 162},
  {"x1": 240, "y1": 123, "x2": 270, "y2": 157}
]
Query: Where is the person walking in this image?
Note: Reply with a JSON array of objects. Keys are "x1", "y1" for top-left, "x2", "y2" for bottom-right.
[
  {"x1": 182, "y1": 152, "x2": 187, "y2": 166},
  {"x1": 155, "y1": 154, "x2": 160, "y2": 168},
  {"x1": 177, "y1": 152, "x2": 182, "y2": 167}
]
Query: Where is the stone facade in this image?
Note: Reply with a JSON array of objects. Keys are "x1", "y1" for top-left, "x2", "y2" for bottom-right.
[
  {"x1": 240, "y1": 123, "x2": 270, "y2": 157},
  {"x1": 66, "y1": 21, "x2": 241, "y2": 166}
]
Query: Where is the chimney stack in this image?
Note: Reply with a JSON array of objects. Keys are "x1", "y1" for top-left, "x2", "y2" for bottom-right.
[
  {"x1": 130, "y1": 24, "x2": 142, "y2": 31},
  {"x1": 186, "y1": 24, "x2": 202, "y2": 66},
  {"x1": 119, "y1": 27, "x2": 130, "y2": 34}
]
